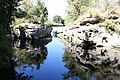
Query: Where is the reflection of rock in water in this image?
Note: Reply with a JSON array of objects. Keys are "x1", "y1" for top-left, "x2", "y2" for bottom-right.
[
  {"x1": 31, "y1": 35, "x2": 52, "y2": 48},
  {"x1": 14, "y1": 35, "x2": 52, "y2": 49},
  {"x1": 61, "y1": 38, "x2": 120, "y2": 80},
  {"x1": 13, "y1": 35, "x2": 52, "y2": 70},
  {"x1": 20, "y1": 39, "x2": 26, "y2": 49}
]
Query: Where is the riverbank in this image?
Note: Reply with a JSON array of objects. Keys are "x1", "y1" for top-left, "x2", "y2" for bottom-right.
[
  {"x1": 55, "y1": 22, "x2": 120, "y2": 80},
  {"x1": 56, "y1": 16, "x2": 120, "y2": 48}
]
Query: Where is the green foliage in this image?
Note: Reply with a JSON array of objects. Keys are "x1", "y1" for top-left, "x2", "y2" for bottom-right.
[
  {"x1": 15, "y1": 0, "x2": 48, "y2": 26},
  {"x1": 65, "y1": 0, "x2": 95, "y2": 25},
  {"x1": 103, "y1": 20, "x2": 120, "y2": 32},
  {"x1": 0, "y1": 0, "x2": 20, "y2": 29},
  {"x1": 65, "y1": 0, "x2": 120, "y2": 25},
  {"x1": 45, "y1": 21, "x2": 64, "y2": 26},
  {"x1": 0, "y1": 26, "x2": 13, "y2": 68},
  {"x1": 86, "y1": 8, "x2": 101, "y2": 18},
  {"x1": 64, "y1": 15, "x2": 77, "y2": 25},
  {"x1": 15, "y1": 8, "x2": 28, "y2": 18},
  {"x1": 53, "y1": 15, "x2": 63, "y2": 23},
  {"x1": 35, "y1": 0, "x2": 48, "y2": 26},
  {"x1": 52, "y1": 15, "x2": 65, "y2": 26},
  {"x1": 0, "y1": 0, "x2": 20, "y2": 68},
  {"x1": 66, "y1": 0, "x2": 91, "y2": 17}
]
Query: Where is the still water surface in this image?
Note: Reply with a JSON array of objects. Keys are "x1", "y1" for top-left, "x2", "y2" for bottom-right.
[
  {"x1": 15, "y1": 31, "x2": 69, "y2": 80},
  {"x1": 12, "y1": 27, "x2": 120, "y2": 80}
]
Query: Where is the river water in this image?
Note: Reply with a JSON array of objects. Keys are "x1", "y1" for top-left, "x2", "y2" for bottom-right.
[
  {"x1": 1, "y1": 27, "x2": 120, "y2": 80},
  {"x1": 14, "y1": 28, "x2": 69, "y2": 80}
]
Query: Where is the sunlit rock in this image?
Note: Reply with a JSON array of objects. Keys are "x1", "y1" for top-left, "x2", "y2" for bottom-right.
[
  {"x1": 11, "y1": 23, "x2": 53, "y2": 39},
  {"x1": 57, "y1": 23, "x2": 120, "y2": 48}
]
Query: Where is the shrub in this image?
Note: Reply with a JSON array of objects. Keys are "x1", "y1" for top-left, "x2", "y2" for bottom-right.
[
  {"x1": 64, "y1": 16, "x2": 77, "y2": 25},
  {"x1": 103, "y1": 20, "x2": 120, "y2": 32}
]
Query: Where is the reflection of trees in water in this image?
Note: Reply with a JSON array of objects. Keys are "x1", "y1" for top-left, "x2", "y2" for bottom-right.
[
  {"x1": 62, "y1": 40, "x2": 120, "y2": 80},
  {"x1": 14, "y1": 46, "x2": 47, "y2": 69},
  {"x1": 0, "y1": 52, "x2": 33, "y2": 80},
  {"x1": 0, "y1": 36, "x2": 52, "y2": 80},
  {"x1": 13, "y1": 36, "x2": 52, "y2": 69},
  {"x1": 0, "y1": 65, "x2": 33, "y2": 80}
]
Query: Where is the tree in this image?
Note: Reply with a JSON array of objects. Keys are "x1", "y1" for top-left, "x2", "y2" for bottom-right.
[
  {"x1": 16, "y1": 0, "x2": 48, "y2": 26},
  {"x1": 15, "y1": 0, "x2": 34, "y2": 19},
  {"x1": 64, "y1": 15, "x2": 76, "y2": 25},
  {"x1": 66, "y1": 0, "x2": 92, "y2": 17},
  {"x1": 53, "y1": 15, "x2": 63, "y2": 23},
  {"x1": 36, "y1": 0, "x2": 48, "y2": 26},
  {"x1": 15, "y1": 8, "x2": 28, "y2": 18},
  {"x1": 0, "y1": 0, "x2": 20, "y2": 71},
  {"x1": 0, "y1": 0, "x2": 20, "y2": 30}
]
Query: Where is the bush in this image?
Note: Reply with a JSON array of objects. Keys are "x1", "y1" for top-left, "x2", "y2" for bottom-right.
[
  {"x1": 103, "y1": 20, "x2": 120, "y2": 32},
  {"x1": 64, "y1": 16, "x2": 77, "y2": 25}
]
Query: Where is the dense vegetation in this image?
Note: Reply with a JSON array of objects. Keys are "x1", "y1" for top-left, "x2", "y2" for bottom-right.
[
  {"x1": 45, "y1": 15, "x2": 65, "y2": 26},
  {"x1": 65, "y1": 0, "x2": 120, "y2": 24},
  {"x1": 0, "y1": 0, "x2": 50, "y2": 79},
  {"x1": 0, "y1": 0, "x2": 20, "y2": 68},
  {"x1": 14, "y1": 0, "x2": 48, "y2": 27}
]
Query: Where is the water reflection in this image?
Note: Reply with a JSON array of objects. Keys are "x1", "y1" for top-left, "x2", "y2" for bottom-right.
[
  {"x1": 14, "y1": 35, "x2": 52, "y2": 78},
  {"x1": 61, "y1": 39, "x2": 120, "y2": 80}
]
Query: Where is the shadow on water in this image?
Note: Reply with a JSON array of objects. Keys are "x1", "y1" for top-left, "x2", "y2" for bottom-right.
[
  {"x1": 0, "y1": 35, "x2": 52, "y2": 80},
  {"x1": 61, "y1": 38, "x2": 120, "y2": 80}
]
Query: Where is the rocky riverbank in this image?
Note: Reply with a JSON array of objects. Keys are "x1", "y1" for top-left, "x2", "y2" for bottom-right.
[
  {"x1": 56, "y1": 16, "x2": 120, "y2": 48},
  {"x1": 11, "y1": 23, "x2": 53, "y2": 40},
  {"x1": 60, "y1": 31, "x2": 120, "y2": 80},
  {"x1": 56, "y1": 14, "x2": 120, "y2": 79}
]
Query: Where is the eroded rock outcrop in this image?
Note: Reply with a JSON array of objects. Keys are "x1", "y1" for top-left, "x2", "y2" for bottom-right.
[
  {"x1": 11, "y1": 23, "x2": 53, "y2": 39},
  {"x1": 56, "y1": 17, "x2": 120, "y2": 48}
]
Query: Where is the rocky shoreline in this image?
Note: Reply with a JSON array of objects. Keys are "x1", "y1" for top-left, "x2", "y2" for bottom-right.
[
  {"x1": 56, "y1": 16, "x2": 120, "y2": 78},
  {"x1": 56, "y1": 17, "x2": 120, "y2": 48}
]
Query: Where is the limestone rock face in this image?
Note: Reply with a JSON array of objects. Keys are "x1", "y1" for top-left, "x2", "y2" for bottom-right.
[
  {"x1": 56, "y1": 22, "x2": 120, "y2": 48},
  {"x1": 32, "y1": 26, "x2": 53, "y2": 39},
  {"x1": 12, "y1": 23, "x2": 53, "y2": 39}
]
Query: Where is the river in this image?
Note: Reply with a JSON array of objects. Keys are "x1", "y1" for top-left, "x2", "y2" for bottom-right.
[
  {"x1": 14, "y1": 27, "x2": 69, "y2": 80},
  {"x1": 1, "y1": 27, "x2": 120, "y2": 80}
]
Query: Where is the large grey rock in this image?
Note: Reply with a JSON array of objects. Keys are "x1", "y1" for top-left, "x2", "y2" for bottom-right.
[
  {"x1": 32, "y1": 26, "x2": 53, "y2": 39},
  {"x1": 56, "y1": 24, "x2": 120, "y2": 48},
  {"x1": 12, "y1": 23, "x2": 53, "y2": 39}
]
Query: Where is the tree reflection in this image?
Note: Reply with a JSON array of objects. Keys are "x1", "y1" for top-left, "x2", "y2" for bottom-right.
[
  {"x1": 13, "y1": 36, "x2": 52, "y2": 70},
  {"x1": 0, "y1": 36, "x2": 52, "y2": 80},
  {"x1": 62, "y1": 39, "x2": 120, "y2": 80}
]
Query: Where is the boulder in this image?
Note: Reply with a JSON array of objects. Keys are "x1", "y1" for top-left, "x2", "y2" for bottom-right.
[
  {"x1": 12, "y1": 23, "x2": 53, "y2": 40},
  {"x1": 32, "y1": 26, "x2": 53, "y2": 39},
  {"x1": 57, "y1": 23, "x2": 120, "y2": 48},
  {"x1": 80, "y1": 18, "x2": 102, "y2": 25}
]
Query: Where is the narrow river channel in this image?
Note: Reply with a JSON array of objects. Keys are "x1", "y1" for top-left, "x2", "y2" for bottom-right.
[
  {"x1": 10, "y1": 27, "x2": 120, "y2": 80},
  {"x1": 15, "y1": 27, "x2": 69, "y2": 80}
]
